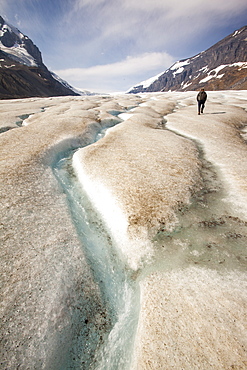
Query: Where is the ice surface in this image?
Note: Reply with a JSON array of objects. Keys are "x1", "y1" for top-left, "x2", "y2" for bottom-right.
[
  {"x1": 132, "y1": 267, "x2": 247, "y2": 369},
  {"x1": 1, "y1": 91, "x2": 247, "y2": 369},
  {"x1": 53, "y1": 152, "x2": 139, "y2": 369},
  {"x1": 73, "y1": 105, "x2": 201, "y2": 270},
  {"x1": 166, "y1": 91, "x2": 247, "y2": 220}
]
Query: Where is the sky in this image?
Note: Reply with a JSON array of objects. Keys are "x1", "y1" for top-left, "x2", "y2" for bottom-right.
[{"x1": 0, "y1": 0, "x2": 247, "y2": 93}]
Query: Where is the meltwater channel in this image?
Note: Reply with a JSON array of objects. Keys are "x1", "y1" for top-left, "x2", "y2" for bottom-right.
[{"x1": 52, "y1": 128, "x2": 140, "y2": 369}]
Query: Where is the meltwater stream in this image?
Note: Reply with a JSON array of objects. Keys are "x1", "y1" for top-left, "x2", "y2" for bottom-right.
[
  {"x1": 51, "y1": 117, "x2": 247, "y2": 369},
  {"x1": 52, "y1": 134, "x2": 139, "y2": 369}
]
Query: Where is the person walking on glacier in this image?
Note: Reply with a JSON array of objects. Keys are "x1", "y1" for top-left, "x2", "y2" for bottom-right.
[{"x1": 197, "y1": 88, "x2": 207, "y2": 115}]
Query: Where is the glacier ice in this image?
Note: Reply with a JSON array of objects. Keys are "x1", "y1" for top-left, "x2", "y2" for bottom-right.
[{"x1": 0, "y1": 91, "x2": 247, "y2": 369}]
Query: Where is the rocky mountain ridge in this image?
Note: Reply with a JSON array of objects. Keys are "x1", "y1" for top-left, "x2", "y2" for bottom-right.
[
  {"x1": 0, "y1": 16, "x2": 79, "y2": 99},
  {"x1": 129, "y1": 26, "x2": 247, "y2": 93}
]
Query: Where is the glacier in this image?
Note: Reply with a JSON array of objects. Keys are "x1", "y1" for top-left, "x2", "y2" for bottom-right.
[
  {"x1": 0, "y1": 91, "x2": 247, "y2": 369},
  {"x1": 0, "y1": 19, "x2": 38, "y2": 67}
]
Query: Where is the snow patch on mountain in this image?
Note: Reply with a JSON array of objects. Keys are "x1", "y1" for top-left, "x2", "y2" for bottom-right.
[
  {"x1": 0, "y1": 41, "x2": 38, "y2": 67},
  {"x1": 181, "y1": 81, "x2": 192, "y2": 89},
  {"x1": 199, "y1": 62, "x2": 247, "y2": 84},
  {"x1": 127, "y1": 71, "x2": 164, "y2": 92},
  {"x1": 0, "y1": 18, "x2": 38, "y2": 67},
  {"x1": 170, "y1": 59, "x2": 190, "y2": 77},
  {"x1": 51, "y1": 72, "x2": 98, "y2": 96},
  {"x1": 50, "y1": 72, "x2": 83, "y2": 95},
  {"x1": 0, "y1": 21, "x2": 24, "y2": 40}
]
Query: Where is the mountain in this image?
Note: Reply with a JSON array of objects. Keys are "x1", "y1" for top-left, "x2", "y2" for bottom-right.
[
  {"x1": 0, "y1": 16, "x2": 79, "y2": 99},
  {"x1": 129, "y1": 26, "x2": 247, "y2": 93}
]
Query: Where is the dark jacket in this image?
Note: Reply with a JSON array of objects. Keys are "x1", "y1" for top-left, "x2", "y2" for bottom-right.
[{"x1": 197, "y1": 91, "x2": 207, "y2": 102}]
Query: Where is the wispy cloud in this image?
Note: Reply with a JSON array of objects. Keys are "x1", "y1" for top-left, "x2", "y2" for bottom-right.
[
  {"x1": 60, "y1": 0, "x2": 247, "y2": 68},
  {"x1": 55, "y1": 52, "x2": 175, "y2": 93},
  {"x1": 66, "y1": 0, "x2": 247, "y2": 44}
]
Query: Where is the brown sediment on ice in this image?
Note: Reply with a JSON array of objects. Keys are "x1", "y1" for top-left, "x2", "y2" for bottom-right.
[
  {"x1": 131, "y1": 91, "x2": 247, "y2": 370},
  {"x1": 132, "y1": 267, "x2": 247, "y2": 370},
  {"x1": 0, "y1": 96, "x2": 102, "y2": 369},
  {"x1": 73, "y1": 91, "x2": 247, "y2": 368},
  {"x1": 73, "y1": 100, "x2": 201, "y2": 269},
  {"x1": 166, "y1": 93, "x2": 247, "y2": 220},
  {"x1": 1, "y1": 91, "x2": 247, "y2": 369},
  {"x1": 0, "y1": 94, "x2": 142, "y2": 368}
]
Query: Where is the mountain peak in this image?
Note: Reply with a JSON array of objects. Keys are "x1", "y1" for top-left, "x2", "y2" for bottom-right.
[
  {"x1": 129, "y1": 26, "x2": 247, "y2": 93},
  {"x1": 0, "y1": 15, "x2": 79, "y2": 99},
  {"x1": 0, "y1": 16, "x2": 42, "y2": 67}
]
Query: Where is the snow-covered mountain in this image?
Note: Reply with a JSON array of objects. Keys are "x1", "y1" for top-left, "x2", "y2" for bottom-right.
[
  {"x1": 129, "y1": 26, "x2": 247, "y2": 93},
  {"x1": 0, "y1": 16, "x2": 79, "y2": 99}
]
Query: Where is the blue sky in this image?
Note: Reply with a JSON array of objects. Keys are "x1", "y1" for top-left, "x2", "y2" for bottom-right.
[{"x1": 1, "y1": 0, "x2": 247, "y2": 93}]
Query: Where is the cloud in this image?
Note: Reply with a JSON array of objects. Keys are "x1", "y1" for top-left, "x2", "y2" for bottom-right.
[
  {"x1": 68, "y1": 0, "x2": 247, "y2": 38},
  {"x1": 122, "y1": 0, "x2": 247, "y2": 16},
  {"x1": 62, "y1": 0, "x2": 247, "y2": 63},
  {"x1": 54, "y1": 52, "x2": 175, "y2": 93}
]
